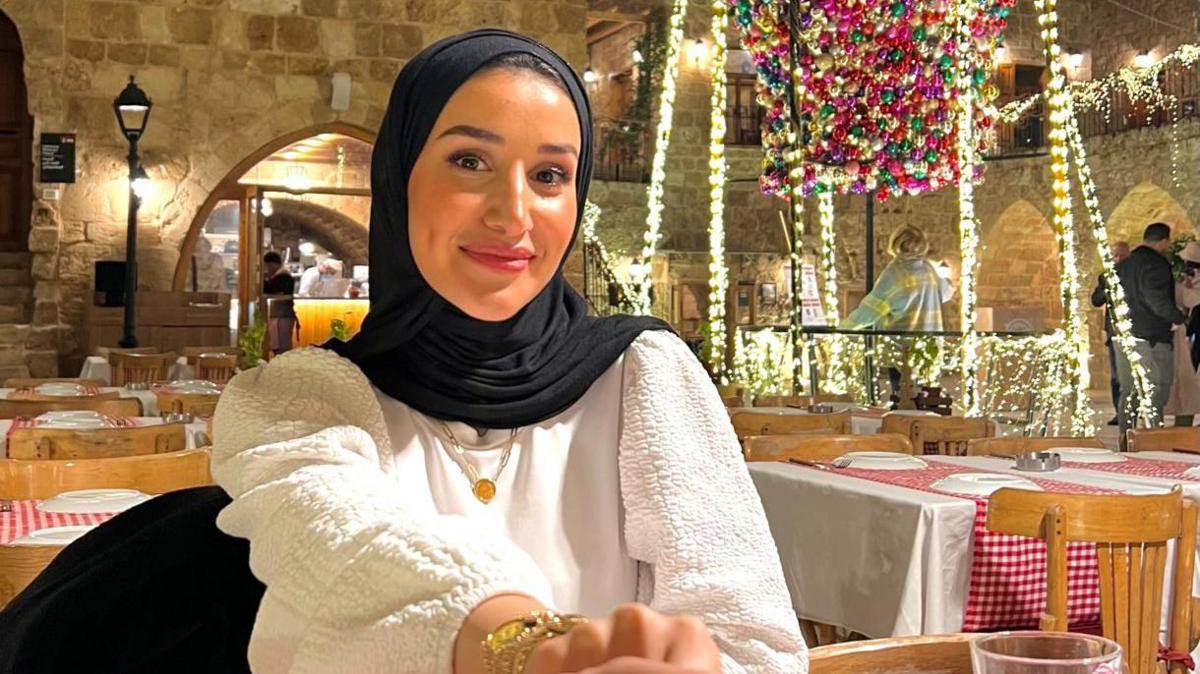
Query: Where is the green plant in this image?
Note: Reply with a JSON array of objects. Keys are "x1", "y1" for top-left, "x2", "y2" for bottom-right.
[
  {"x1": 1169, "y1": 234, "x2": 1196, "y2": 280},
  {"x1": 330, "y1": 318, "x2": 351, "y2": 342},
  {"x1": 238, "y1": 313, "x2": 267, "y2": 369}
]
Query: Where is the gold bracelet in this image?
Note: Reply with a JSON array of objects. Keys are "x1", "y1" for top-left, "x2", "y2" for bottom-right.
[{"x1": 482, "y1": 610, "x2": 588, "y2": 674}]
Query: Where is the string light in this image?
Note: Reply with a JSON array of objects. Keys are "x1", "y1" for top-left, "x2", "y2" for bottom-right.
[
  {"x1": 1035, "y1": 0, "x2": 1094, "y2": 435},
  {"x1": 631, "y1": 0, "x2": 689, "y2": 314},
  {"x1": 581, "y1": 201, "x2": 639, "y2": 308},
  {"x1": 702, "y1": 0, "x2": 730, "y2": 380},
  {"x1": 1063, "y1": 116, "x2": 1157, "y2": 427},
  {"x1": 816, "y1": 190, "x2": 847, "y2": 394}
]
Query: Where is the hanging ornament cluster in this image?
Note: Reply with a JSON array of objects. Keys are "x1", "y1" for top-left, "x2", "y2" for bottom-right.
[
  {"x1": 728, "y1": 0, "x2": 795, "y2": 197},
  {"x1": 793, "y1": 0, "x2": 1014, "y2": 199}
]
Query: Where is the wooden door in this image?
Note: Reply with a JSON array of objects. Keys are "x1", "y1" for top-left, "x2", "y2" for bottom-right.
[{"x1": 0, "y1": 13, "x2": 31, "y2": 252}]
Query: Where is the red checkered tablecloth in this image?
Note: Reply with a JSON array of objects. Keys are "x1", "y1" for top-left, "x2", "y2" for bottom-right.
[
  {"x1": 786, "y1": 458, "x2": 1118, "y2": 631},
  {"x1": 1063, "y1": 457, "x2": 1200, "y2": 481},
  {"x1": 0, "y1": 499, "x2": 116, "y2": 545}
]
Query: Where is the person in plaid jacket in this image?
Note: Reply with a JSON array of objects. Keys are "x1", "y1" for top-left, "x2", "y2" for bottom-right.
[{"x1": 842, "y1": 224, "x2": 954, "y2": 332}]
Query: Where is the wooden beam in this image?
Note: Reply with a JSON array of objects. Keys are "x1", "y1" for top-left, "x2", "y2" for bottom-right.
[{"x1": 587, "y1": 20, "x2": 638, "y2": 46}]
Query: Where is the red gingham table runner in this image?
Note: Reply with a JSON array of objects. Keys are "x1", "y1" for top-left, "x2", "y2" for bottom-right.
[
  {"x1": 1063, "y1": 457, "x2": 1200, "y2": 481},
  {"x1": 786, "y1": 458, "x2": 1118, "y2": 631},
  {"x1": 0, "y1": 499, "x2": 115, "y2": 545}
]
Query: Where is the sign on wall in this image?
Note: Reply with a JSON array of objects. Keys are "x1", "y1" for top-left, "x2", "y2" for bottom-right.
[{"x1": 39, "y1": 133, "x2": 76, "y2": 184}]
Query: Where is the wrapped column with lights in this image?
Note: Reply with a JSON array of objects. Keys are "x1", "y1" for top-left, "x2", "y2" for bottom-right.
[
  {"x1": 631, "y1": 0, "x2": 689, "y2": 314},
  {"x1": 702, "y1": 0, "x2": 731, "y2": 379}
]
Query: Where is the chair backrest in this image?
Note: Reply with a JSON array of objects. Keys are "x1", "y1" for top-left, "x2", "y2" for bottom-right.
[
  {"x1": 94, "y1": 346, "x2": 158, "y2": 359},
  {"x1": 6, "y1": 423, "x2": 188, "y2": 460},
  {"x1": 0, "y1": 546, "x2": 62, "y2": 608},
  {"x1": 3, "y1": 378, "x2": 107, "y2": 389},
  {"x1": 182, "y1": 345, "x2": 239, "y2": 365},
  {"x1": 0, "y1": 448, "x2": 212, "y2": 499},
  {"x1": 729, "y1": 410, "x2": 851, "y2": 440},
  {"x1": 743, "y1": 433, "x2": 914, "y2": 461},
  {"x1": 908, "y1": 417, "x2": 996, "y2": 456},
  {"x1": 154, "y1": 390, "x2": 220, "y2": 417},
  {"x1": 965, "y1": 436, "x2": 1105, "y2": 457},
  {"x1": 809, "y1": 634, "x2": 976, "y2": 674},
  {"x1": 755, "y1": 394, "x2": 855, "y2": 407},
  {"x1": 108, "y1": 352, "x2": 176, "y2": 387},
  {"x1": 1126, "y1": 426, "x2": 1200, "y2": 453},
  {"x1": 0, "y1": 397, "x2": 142, "y2": 419},
  {"x1": 195, "y1": 354, "x2": 237, "y2": 385},
  {"x1": 987, "y1": 487, "x2": 1196, "y2": 674}
]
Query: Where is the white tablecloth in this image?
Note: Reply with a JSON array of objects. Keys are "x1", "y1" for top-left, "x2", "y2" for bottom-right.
[
  {"x1": 0, "y1": 417, "x2": 209, "y2": 449},
  {"x1": 751, "y1": 452, "x2": 1200, "y2": 640},
  {"x1": 78, "y1": 356, "x2": 191, "y2": 386},
  {"x1": 748, "y1": 406, "x2": 886, "y2": 435},
  {"x1": 0, "y1": 387, "x2": 161, "y2": 417}
]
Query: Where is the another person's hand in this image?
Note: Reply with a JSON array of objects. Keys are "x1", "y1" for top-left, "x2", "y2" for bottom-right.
[
  {"x1": 524, "y1": 603, "x2": 720, "y2": 674},
  {"x1": 1174, "y1": 322, "x2": 1187, "y2": 332}
]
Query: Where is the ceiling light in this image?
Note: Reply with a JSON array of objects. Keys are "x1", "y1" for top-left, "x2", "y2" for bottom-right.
[
  {"x1": 582, "y1": 67, "x2": 598, "y2": 84},
  {"x1": 1134, "y1": 51, "x2": 1154, "y2": 68}
]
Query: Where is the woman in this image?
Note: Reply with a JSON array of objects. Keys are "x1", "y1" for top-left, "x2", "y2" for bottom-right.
[
  {"x1": 1165, "y1": 241, "x2": 1200, "y2": 425},
  {"x1": 0, "y1": 30, "x2": 805, "y2": 674}
]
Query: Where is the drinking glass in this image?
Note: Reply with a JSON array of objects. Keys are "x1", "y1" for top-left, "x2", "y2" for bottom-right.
[{"x1": 971, "y1": 632, "x2": 1123, "y2": 674}]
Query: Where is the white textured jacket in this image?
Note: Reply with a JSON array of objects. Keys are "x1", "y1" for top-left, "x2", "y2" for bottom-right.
[{"x1": 211, "y1": 330, "x2": 808, "y2": 673}]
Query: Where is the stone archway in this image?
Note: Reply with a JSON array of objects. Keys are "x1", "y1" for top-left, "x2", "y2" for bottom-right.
[
  {"x1": 265, "y1": 198, "x2": 369, "y2": 268},
  {"x1": 1105, "y1": 181, "x2": 1195, "y2": 245},
  {"x1": 977, "y1": 198, "x2": 1063, "y2": 329}
]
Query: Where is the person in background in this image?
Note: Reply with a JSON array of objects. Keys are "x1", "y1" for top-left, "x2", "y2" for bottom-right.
[
  {"x1": 1166, "y1": 241, "x2": 1200, "y2": 426},
  {"x1": 261, "y1": 251, "x2": 297, "y2": 355},
  {"x1": 1114, "y1": 222, "x2": 1187, "y2": 438},
  {"x1": 297, "y1": 255, "x2": 339, "y2": 297},
  {"x1": 1090, "y1": 240, "x2": 1131, "y2": 425},
  {"x1": 842, "y1": 224, "x2": 955, "y2": 406}
]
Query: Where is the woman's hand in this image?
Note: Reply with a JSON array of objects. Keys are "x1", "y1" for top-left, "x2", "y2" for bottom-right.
[{"x1": 524, "y1": 603, "x2": 720, "y2": 674}]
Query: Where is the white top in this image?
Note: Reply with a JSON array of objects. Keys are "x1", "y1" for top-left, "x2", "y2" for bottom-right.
[
  {"x1": 296, "y1": 266, "x2": 321, "y2": 296},
  {"x1": 211, "y1": 330, "x2": 807, "y2": 674}
]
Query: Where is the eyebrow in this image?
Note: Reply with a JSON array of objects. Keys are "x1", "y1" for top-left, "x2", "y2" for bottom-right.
[{"x1": 437, "y1": 124, "x2": 579, "y2": 158}]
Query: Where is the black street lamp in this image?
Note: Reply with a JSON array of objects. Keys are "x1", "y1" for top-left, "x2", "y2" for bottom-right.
[{"x1": 113, "y1": 75, "x2": 152, "y2": 348}]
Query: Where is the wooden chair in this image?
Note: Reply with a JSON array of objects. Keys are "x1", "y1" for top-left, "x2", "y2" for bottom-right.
[
  {"x1": 965, "y1": 436, "x2": 1105, "y2": 457},
  {"x1": 194, "y1": 354, "x2": 237, "y2": 385},
  {"x1": 3, "y1": 378, "x2": 107, "y2": 389},
  {"x1": 182, "y1": 346, "x2": 239, "y2": 365},
  {"x1": 0, "y1": 448, "x2": 212, "y2": 499},
  {"x1": 743, "y1": 433, "x2": 914, "y2": 461},
  {"x1": 0, "y1": 546, "x2": 62, "y2": 608},
  {"x1": 7, "y1": 423, "x2": 187, "y2": 460},
  {"x1": 154, "y1": 390, "x2": 220, "y2": 417},
  {"x1": 1126, "y1": 426, "x2": 1200, "y2": 453},
  {"x1": 0, "y1": 397, "x2": 142, "y2": 419},
  {"x1": 882, "y1": 415, "x2": 995, "y2": 456},
  {"x1": 987, "y1": 487, "x2": 1197, "y2": 674},
  {"x1": 809, "y1": 634, "x2": 976, "y2": 674},
  {"x1": 730, "y1": 410, "x2": 851, "y2": 440},
  {"x1": 108, "y1": 352, "x2": 176, "y2": 387},
  {"x1": 755, "y1": 394, "x2": 855, "y2": 407}
]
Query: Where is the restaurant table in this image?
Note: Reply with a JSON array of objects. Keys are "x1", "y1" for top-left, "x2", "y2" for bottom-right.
[
  {"x1": 1, "y1": 417, "x2": 211, "y2": 453},
  {"x1": 0, "y1": 387, "x2": 161, "y2": 417},
  {"x1": 746, "y1": 406, "x2": 890, "y2": 435},
  {"x1": 750, "y1": 452, "x2": 1200, "y2": 643},
  {"x1": 77, "y1": 355, "x2": 191, "y2": 386}
]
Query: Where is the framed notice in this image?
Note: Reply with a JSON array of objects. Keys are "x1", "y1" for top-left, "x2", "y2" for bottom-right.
[{"x1": 39, "y1": 133, "x2": 76, "y2": 183}]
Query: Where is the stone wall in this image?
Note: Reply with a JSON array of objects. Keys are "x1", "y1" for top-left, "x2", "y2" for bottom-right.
[{"x1": 0, "y1": 0, "x2": 587, "y2": 371}]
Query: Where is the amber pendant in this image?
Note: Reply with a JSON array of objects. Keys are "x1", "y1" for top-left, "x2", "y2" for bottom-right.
[{"x1": 473, "y1": 478, "x2": 497, "y2": 504}]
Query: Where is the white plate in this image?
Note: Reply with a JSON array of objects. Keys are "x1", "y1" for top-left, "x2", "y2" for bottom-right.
[
  {"x1": 9, "y1": 525, "x2": 95, "y2": 546},
  {"x1": 37, "y1": 489, "x2": 151, "y2": 514},
  {"x1": 169, "y1": 380, "x2": 219, "y2": 390},
  {"x1": 33, "y1": 416, "x2": 109, "y2": 430},
  {"x1": 1185, "y1": 466, "x2": 1200, "y2": 480},
  {"x1": 34, "y1": 384, "x2": 84, "y2": 396},
  {"x1": 884, "y1": 410, "x2": 940, "y2": 417},
  {"x1": 838, "y1": 451, "x2": 928, "y2": 470},
  {"x1": 1054, "y1": 447, "x2": 1126, "y2": 463},
  {"x1": 933, "y1": 473, "x2": 1044, "y2": 497},
  {"x1": 38, "y1": 410, "x2": 103, "y2": 420}
]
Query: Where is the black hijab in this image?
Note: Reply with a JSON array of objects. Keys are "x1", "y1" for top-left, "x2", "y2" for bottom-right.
[{"x1": 324, "y1": 29, "x2": 670, "y2": 429}]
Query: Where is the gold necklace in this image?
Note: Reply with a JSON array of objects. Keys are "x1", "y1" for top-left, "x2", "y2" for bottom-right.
[{"x1": 436, "y1": 421, "x2": 517, "y2": 504}]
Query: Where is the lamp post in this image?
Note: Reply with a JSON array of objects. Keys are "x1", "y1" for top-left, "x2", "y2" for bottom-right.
[{"x1": 113, "y1": 75, "x2": 152, "y2": 348}]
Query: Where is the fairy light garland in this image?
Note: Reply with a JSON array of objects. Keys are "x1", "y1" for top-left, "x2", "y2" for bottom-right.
[
  {"x1": 815, "y1": 190, "x2": 847, "y2": 394},
  {"x1": 581, "y1": 201, "x2": 640, "y2": 310},
  {"x1": 950, "y1": 0, "x2": 982, "y2": 414},
  {"x1": 631, "y1": 0, "x2": 689, "y2": 315},
  {"x1": 1035, "y1": 0, "x2": 1093, "y2": 435},
  {"x1": 703, "y1": 0, "x2": 731, "y2": 380},
  {"x1": 1063, "y1": 116, "x2": 1157, "y2": 427}
]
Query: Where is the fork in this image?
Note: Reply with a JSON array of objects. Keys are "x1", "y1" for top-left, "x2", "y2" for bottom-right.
[{"x1": 831, "y1": 458, "x2": 852, "y2": 468}]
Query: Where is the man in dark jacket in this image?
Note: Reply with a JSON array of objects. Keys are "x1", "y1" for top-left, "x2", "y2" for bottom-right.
[
  {"x1": 1090, "y1": 241, "x2": 1131, "y2": 425},
  {"x1": 1114, "y1": 223, "x2": 1187, "y2": 436}
]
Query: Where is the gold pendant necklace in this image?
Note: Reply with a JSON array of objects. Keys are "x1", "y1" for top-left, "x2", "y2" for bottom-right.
[{"x1": 437, "y1": 421, "x2": 517, "y2": 504}]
